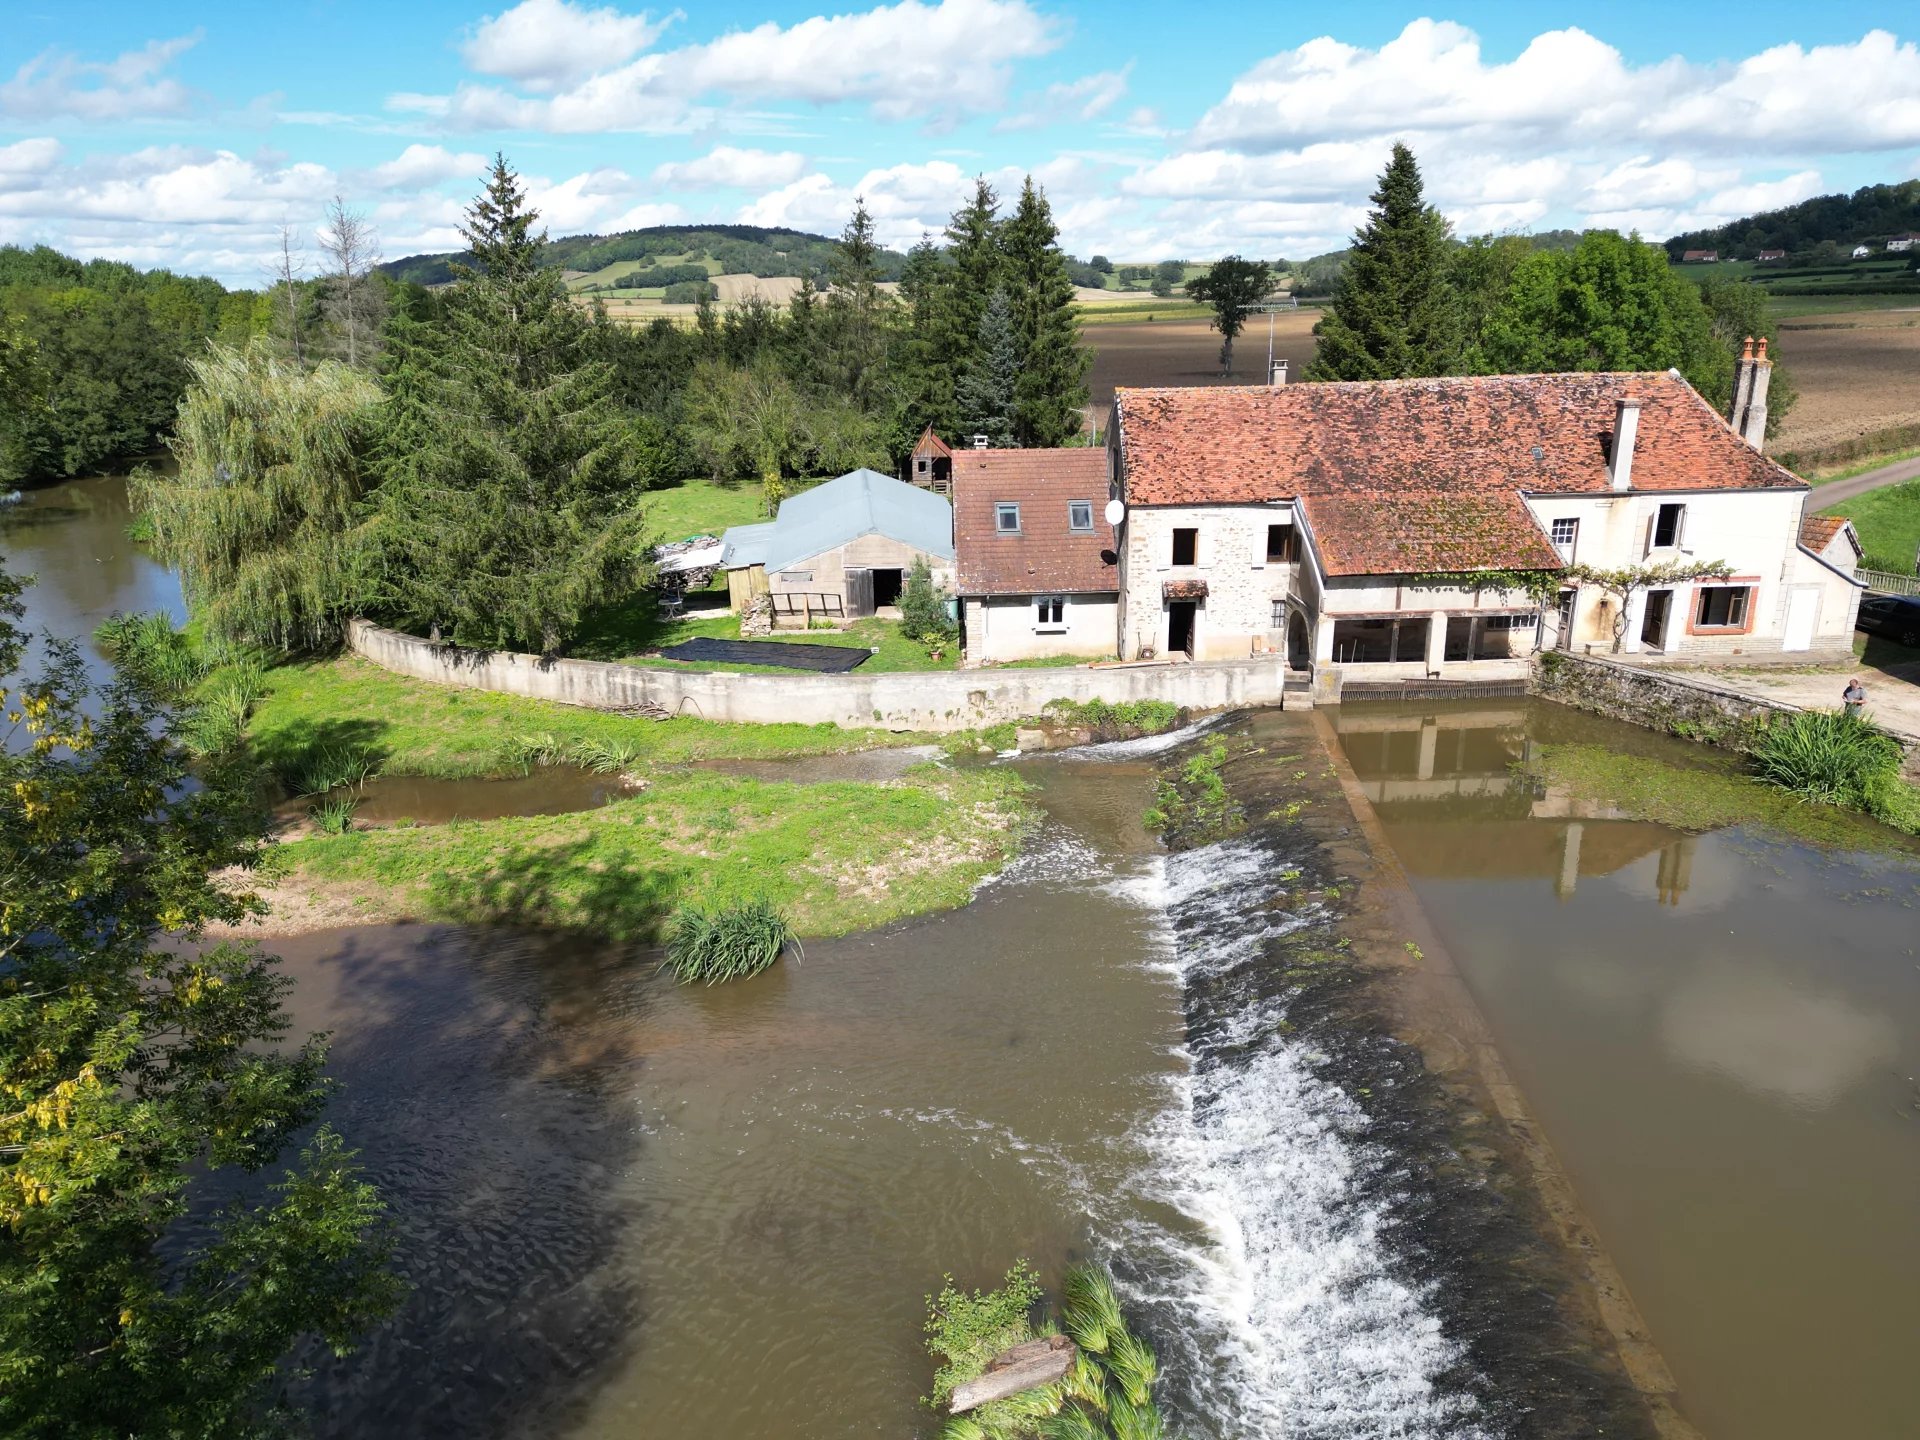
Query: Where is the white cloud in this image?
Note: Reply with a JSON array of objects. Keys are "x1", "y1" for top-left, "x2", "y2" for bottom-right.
[
  {"x1": 365, "y1": 144, "x2": 489, "y2": 191},
  {"x1": 0, "y1": 137, "x2": 64, "y2": 176},
  {"x1": 997, "y1": 65, "x2": 1131, "y2": 132},
  {"x1": 396, "y1": 0, "x2": 1062, "y2": 133},
  {"x1": 0, "y1": 35, "x2": 200, "y2": 123},
  {"x1": 462, "y1": 0, "x2": 675, "y2": 90},
  {"x1": 1700, "y1": 169, "x2": 1824, "y2": 216},
  {"x1": 651, "y1": 147, "x2": 809, "y2": 190}
]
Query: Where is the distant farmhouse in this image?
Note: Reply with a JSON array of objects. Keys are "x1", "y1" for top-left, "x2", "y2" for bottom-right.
[
  {"x1": 1887, "y1": 233, "x2": 1916, "y2": 253},
  {"x1": 1851, "y1": 244, "x2": 1873, "y2": 259},
  {"x1": 1680, "y1": 249, "x2": 1719, "y2": 263},
  {"x1": 1755, "y1": 248, "x2": 1787, "y2": 263}
]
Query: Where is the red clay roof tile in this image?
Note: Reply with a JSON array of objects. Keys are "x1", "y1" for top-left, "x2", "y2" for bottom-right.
[
  {"x1": 953, "y1": 448, "x2": 1116, "y2": 595},
  {"x1": 1798, "y1": 513, "x2": 1857, "y2": 557},
  {"x1": 1113, "y1": 372, "x2": 1806, "y2": 577}
]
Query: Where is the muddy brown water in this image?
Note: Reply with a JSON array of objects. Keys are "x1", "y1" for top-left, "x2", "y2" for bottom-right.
[
  {"x1": 1332, "y1": 700, "x2": 1920, "y2": 1440},
  {"x1": 11, "y1": 475, "x2": 1920, "y2": 1436}
]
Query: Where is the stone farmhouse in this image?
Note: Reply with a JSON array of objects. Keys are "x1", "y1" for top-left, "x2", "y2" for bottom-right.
[
  {"x1": 951, "y1": 447, "x2": 1117, "y2": 664},
  {"x1": 1101, "y1": 343, "x2": 1864, "y2": 692}
]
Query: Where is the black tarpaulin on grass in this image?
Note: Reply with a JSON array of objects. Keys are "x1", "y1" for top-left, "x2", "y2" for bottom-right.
[{"x1": 656, "y1": 638, "x2": 870, "y2": 672}]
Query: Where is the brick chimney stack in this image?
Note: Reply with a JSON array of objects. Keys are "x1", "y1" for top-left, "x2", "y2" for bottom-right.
[{"x1": 1730, "y1": 335, "x2": 1772, "y2": 451}]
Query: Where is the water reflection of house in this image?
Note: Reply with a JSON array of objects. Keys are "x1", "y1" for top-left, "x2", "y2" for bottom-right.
[{"x1": 1335, "y1": 707, "x2": 1697, "y2": 902}]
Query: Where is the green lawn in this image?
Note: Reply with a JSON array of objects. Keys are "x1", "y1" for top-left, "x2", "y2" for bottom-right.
[
  {"x1": 1821, "y1": 478, "x2": 1920, "y2": 573},
  {"x1": 274, "y1": 764, "x2": 1031, "y2": 941},
  {"x1": 248, "y1": 655, "x2": 914, "y2": 780},
  {"x1": 643, "y1": 478, "x2": 769, "y2": 543},
  {"x1": 1804, "y1": 446, "x2": 1920, "y2": 485}
]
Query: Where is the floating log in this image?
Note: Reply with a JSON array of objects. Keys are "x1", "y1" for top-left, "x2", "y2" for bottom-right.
[{"x1": 951, "y1": 1335, "x2": 1076, "y2": 1413}]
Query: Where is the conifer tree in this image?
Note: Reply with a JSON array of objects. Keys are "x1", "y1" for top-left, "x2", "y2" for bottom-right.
[
  {"x1": 1305, "y1": 144, "x2": 1461, "y2": 381},
  {"x1": 912, "y1": 178, "x2": 1006, "y2": 437},
  {"x1": 954, "y1": 288, "x2": 1019, "y2": 447},
  {"x1": 823, "y1": 198, "x2": 894, "y2": 404},
  {"x1": 370, "y1": 155, "x2": 652, "y2": 653},
  {"x1": 896, "y1": 234, "x2": 956, "y2": 437},
  {"x1": 1000, "y1": 178, "x2": 1091, "y2": 446}
]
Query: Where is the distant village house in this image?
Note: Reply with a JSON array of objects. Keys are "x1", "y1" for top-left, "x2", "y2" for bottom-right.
[
  {"x1": 1886, "y1": 234, "x2": 1916, "y2": 253},
  {"x1": 1680, "y1": 249, "x2": 1718, "y2": 263},
  {"x1": 1755, "y1": 249, "x2": 1787, "y2": 263}
]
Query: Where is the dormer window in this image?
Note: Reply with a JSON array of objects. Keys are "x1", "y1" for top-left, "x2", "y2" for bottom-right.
[
  {"x1": 996, "y1": 503, "x2": 1021, "y2": 534},
  {"x1": 1067, "y1": 500, "x2": 1094, "y2": 532}
]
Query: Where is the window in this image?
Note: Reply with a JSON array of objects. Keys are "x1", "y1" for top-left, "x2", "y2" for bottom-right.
[
  {"x1": 1482, "y1": 613, "x2": 1539, "y2": 631},
  {"x1": 1266, "y1": 524, "x2": 1298, "y2": 563},
  {"x1": 1035, "y1": 595, "x2": 1065, "y2": 629},
  {"x1": 1652, "y1": 502, "x2": 1686, "y2": 550},
  {"x1": 996, "y1": 502, "x2": 1021, "y2": 534},
  {"x1": 1695, "y1": 585, "x2": 1750, "y2": 629},
  {"x1": 916, "y1": 457, "x2": 929, "y2": 475},
  {"x1": 1270, "y1": 599, "x2": 1288, "y2": 628},
  {"x1": 1067, "y1": 500, "x2": 1094, "y2": 532},
  {"x1": 1171, "y1": 527, "x2": 1198, "y2": 565},
  {"x1": 1549, "y1": 517, "x2": 1578, "y2": 558}
]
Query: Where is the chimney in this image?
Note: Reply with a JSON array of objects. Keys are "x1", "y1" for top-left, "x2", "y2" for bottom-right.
[
  {"x1": 1730, "y1": 336, "x2": 1755, "y2": 429},
  {"x1": 1734, "y1": 336, "x2": 1771, "y2": 450},
  {"x1": 1609, "y1": 399, "x2": 1642, "y2": 492},
  {"x1": 971, "y1": 434, "x2": 989, "y2": 449},
  {"x1": 1269, "y1": 358, "x2": 1289, "y2": 387}
]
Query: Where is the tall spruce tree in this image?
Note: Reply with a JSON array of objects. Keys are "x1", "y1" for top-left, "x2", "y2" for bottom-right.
[
  {"x1": 1305, "y1": 144, "x2": 1461, "y2": 381},
  {"x1": 823, "y1": 198, "x2": 894, "y2": 405},
  {"x1": 1000, "y1": 178, "x2": 1091, "y2": 446},
  {"x1": 954, "y1": 287, "x2": 1019, "y2": 447},
  {"x1": 913, "y1": 179, "x2": 1006, "y2": 437},
  {"x1": 371, "y1": 155, "x2": 652, "y2": 653},
  {"x1": 896, "y1": 234, "x2": 956, "y2": 439}
]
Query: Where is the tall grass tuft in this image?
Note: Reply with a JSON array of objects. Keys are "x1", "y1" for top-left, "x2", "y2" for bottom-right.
[
  {"x1": 661, "y1": 899, "x2": 798, "y2": 984},
  {"x1": 501, "y1": 731, "x2": 567, "y2": 774},
  {"x1": 571, "y1": 736, "x2": 644, "y2": 776},
  {"x1": 1104, "y1": 1329, "x2": 1158, "y2": 1408},
  {"x1": 1039, "y1": 1407, "x2": 1107, "y2": 1440},
  {"x1": 95, "y1": 611, "x2": 207, "y2": 696},
  {"x1": 1060, "y1": 1263, "x2": 1123, "y2": 1356},
  {"x1": 281, "y1": 743, "x2": 378, "y2": 797},
  {"x1": 1753, "y1": 710, "x2": 1904, "y2": 808},
  {"x1": 309, "y1": 795, "x2": 359, "y2": 835}
]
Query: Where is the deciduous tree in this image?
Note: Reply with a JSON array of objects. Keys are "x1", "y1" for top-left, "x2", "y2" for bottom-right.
[
  {"x1": 0, "y1": 568, "x2": 400, "y2": 1438},
  {"x1": 1186, "y1": 256, "x2": 1274, "y2": 376},
  {"x1": 316, "y1": 196, "x2": 385, "y2": 371}
]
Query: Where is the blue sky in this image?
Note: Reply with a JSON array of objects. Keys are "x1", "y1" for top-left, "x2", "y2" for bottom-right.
[{"x1": 3, "y1": 1, "x2": 1916, "y2": 283}]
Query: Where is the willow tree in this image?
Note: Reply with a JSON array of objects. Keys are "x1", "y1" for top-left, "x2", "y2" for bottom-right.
[{"x1": 135, "y1": 344, "x2": 382, "y2": 651}]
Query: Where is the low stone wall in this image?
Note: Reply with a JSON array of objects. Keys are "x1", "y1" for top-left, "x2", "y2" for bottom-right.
[
  {"x1": 345, "y1": 619, "x2": 1288, "y2": 731},
  {"x1": 1534, "y1": 650, "x2": 1920, "y2": 779}
]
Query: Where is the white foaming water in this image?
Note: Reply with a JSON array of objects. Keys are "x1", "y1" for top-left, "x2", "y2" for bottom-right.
[
  {"x1": 1120, "y1": 835, "x2": 1490, "y2": 1440},
  {"x1": 1049, "y1": 713, "x2": 1234, "y2": 762}
]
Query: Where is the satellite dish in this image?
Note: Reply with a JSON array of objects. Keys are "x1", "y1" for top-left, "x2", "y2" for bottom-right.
[{"x1": 1104, "y1": 498, "x2": 1125, "y2": 526}]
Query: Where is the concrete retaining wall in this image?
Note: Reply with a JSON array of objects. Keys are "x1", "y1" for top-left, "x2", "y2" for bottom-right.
[
  {"x1": 1534, "y1": 650, "x2": 1920, "y2": 779},
  {"x1": 346, "y1": 619, "x2": 1289, "y2": 731}
]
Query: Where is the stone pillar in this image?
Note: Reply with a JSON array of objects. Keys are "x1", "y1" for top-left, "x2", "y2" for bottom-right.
[
  {"x1": 1416, "y1": 720, "x2": 1438, "y2": 781},
  {"x1": 1622, "y1": 589, "x2": 1647, "y2": 653},
  {"x1": 1424, "y1": 611, "x2": 1447, "y2": 674},
  {"x1": 1314, "y1": 613, "x2": 1335, "y2": 664}
]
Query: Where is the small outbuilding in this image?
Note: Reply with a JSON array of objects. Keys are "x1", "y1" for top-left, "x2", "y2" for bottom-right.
[
  {"x1": 952, "y1": 446, "x2": 1119, "y2": 664},
  {"x1": 905, "y1": 426, "x2": 954, "y2": 494},
  {"x1": 720, "y1": 468, "x2": 954, "y2": 625}
]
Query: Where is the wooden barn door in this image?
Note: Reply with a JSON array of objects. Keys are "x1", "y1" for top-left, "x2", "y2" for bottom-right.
[{"x1": 845, "y1": 568, "x2": 875, "y2": 618}]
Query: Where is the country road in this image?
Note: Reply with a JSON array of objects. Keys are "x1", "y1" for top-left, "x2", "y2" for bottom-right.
[{"x1": 1813, "y1": 451, "x2": 1920, "y2": 509}]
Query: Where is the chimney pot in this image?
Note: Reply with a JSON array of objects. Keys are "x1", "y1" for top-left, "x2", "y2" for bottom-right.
[
  {"x1": 1609, "y1": 399, "x2": 1643, "y2": 492},
  {"x1": 1270, "y1": 358, "x2": 1289, "y2": 387},
  {"x1": 1740, "y1": 335, "x2": 1755, "y2": 361},
  {"x1": 1756, "y1": 336, "x2": 1769, "y2": 361}
]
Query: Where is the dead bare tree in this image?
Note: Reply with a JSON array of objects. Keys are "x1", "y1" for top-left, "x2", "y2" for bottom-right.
[
  {"x1": 267, "y1": 223, "x2": 307, "y2": 366},
  {"x1": 316, "y1": 195, "x2": 385, "y2": 370}
]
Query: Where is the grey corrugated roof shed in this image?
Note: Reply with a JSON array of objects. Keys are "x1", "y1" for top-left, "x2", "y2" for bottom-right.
[
  {"x1": 759, "y1": 468, "x2": 954, "y2": 573},
  {"x1": 719, "y1": 521, "x2": 776, "y2": 570}
]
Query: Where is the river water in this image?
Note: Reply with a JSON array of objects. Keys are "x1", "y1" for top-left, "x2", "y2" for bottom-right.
[{"x1": 7, "y1": 477, "x2": 1919, "y2": 1436}]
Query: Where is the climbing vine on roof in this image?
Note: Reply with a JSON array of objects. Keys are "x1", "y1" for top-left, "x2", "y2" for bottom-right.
[{"x1": 1407, "y1": 568, "x2": 1564, "y2": 603}]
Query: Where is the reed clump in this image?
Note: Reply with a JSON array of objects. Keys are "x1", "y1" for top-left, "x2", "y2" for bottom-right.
[
  {"x1": 661, "y1": 898, "x2": 798, "y2": 984},
  {"x1": 1753, "y1": 710, "x2": 1919, "y2": 832}
]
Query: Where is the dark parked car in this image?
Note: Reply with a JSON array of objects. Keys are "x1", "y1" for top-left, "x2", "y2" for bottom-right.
[{"x1": 1856, "y1": 593, "x2": 1920, "y2": 648}]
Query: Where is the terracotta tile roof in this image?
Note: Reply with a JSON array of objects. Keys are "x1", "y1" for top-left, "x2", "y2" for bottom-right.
[
  {"x1": 1302, "y1": 490, "x2": 1562, "y2": 576},
  {"x1": 1113, "y1": 373, "x2": 1807, "y2": 577},
  {"x1": 953, "y1": 448, "x2": 1117, "y2": 595},
  {"x1": 1799, "y1": 513, "x2": 1858, "y2": 557}
]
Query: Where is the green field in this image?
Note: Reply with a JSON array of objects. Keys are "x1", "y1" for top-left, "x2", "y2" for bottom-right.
[
  {"x1": 1821, "y1": 478, "x2": 1920, "y2": 573},
  {"x1": 568, "y1": 251, "x2": 720, "y2": 291},
  {"x1": 645, "y1": 478, "x2": 768, "y2": 542}
]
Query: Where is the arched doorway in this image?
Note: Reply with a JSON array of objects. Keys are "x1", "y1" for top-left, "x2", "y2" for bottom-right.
[{"x1": 1286, "y1": 608, "x2": 1311, "y2": 668}]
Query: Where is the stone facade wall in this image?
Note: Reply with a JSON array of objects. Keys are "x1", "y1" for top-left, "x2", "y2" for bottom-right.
[
  {"x1": 346, "y1": 619, "x2": 1287, "y2": 731},
  {"x1": 1116, "y1": 502, "x2": 1298, "y2": 660},
  {"x1": 769, "y1": 533, "x2": 952, "y2": 609}
]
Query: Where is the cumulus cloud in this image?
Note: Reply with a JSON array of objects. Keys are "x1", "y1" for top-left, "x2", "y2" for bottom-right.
[
  {"x1": 652, "y1": 146, "x2": 809, "y2": 190},
  {"x1": 365, "y1": 144, "x2": 490, "y2": 191},
  {"x1": 461, "y1": 0, "x2": 675, "y2": 90},
  {"x1": 395, "y1": 0, "x2": 1061, "y2": 133},
  {"x1": 0, "y1": 137, "x2": 64, "y2": 176},
  {"x1": 0, "y1": 34, "x2": 201, "y2": 123}
]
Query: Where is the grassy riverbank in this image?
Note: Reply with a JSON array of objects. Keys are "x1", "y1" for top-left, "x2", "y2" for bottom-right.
[
  {"x1": 245, "y1": 764, "x2": 1030, "y2": 939},
  {"x1": 250, "y1": 655, "x2": 915, "y2": 779}
]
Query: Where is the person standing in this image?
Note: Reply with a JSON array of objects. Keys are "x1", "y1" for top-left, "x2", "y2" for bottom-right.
[{"x1": 1842, "y1": 677, "x2": 1867, "y2": 717}]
